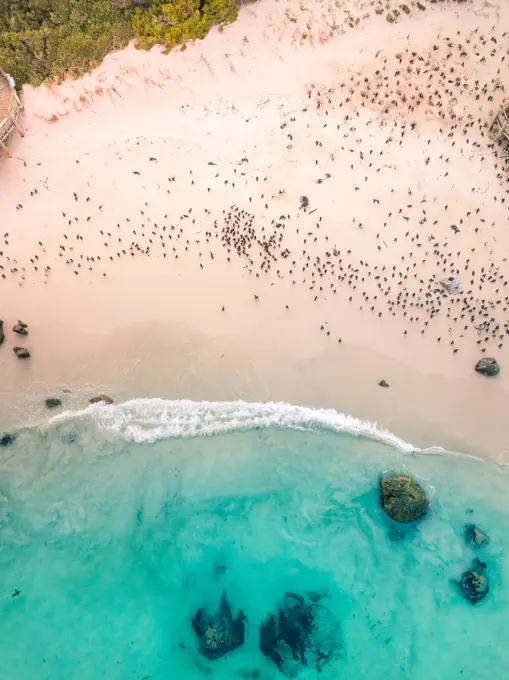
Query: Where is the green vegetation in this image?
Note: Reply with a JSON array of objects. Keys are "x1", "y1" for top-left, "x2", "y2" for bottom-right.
[{"x1": 0, "y1": 0, "x2": 245, "y2": 86}]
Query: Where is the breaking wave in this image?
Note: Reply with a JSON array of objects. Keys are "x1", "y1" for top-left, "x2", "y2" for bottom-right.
[{"x1": 51, "y1": 398, "x2": 416, "y2": 451}]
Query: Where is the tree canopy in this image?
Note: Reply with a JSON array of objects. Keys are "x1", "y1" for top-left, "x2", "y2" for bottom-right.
[{"x1": 0, "y1": 0, "x2": 244, "y2": 86}]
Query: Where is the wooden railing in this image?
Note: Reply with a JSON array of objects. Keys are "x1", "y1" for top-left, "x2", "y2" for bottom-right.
[{"x1": 0, "y1": 69, "x2": 24, "y2": 158}]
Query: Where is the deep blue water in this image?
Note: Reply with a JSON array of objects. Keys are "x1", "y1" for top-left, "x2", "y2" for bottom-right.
[{"x1": 0, "y1": 399, "x2": 507, "y2": 679}]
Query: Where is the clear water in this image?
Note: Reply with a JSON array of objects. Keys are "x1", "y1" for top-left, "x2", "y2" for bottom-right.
[{"x1": 0, "y1": 399, "x2": 508, "y2": 679}]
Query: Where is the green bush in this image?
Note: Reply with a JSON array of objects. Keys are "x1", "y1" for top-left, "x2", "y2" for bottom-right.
[{"x1": 0, "y1": 0, "x2": 246, "y2": 86}]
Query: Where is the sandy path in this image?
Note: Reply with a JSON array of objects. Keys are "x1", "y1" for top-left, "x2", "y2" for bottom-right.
[{"x1": 0, "y1": 0, "x2": 508, "y2": 459}]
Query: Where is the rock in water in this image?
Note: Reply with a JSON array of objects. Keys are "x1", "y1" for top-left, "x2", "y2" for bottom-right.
[
  {"x1": 465, "y1": 524, "x2": 489, "y2": 548},
  {"x1": 13, "y1": 347, "x2": 30, "y2": 359},
  {"x1": 89, "y1": 394, "x2": 114, "y2": 405},
  {"x1": 378, "y1": 379, "x2": 390, "y2": 388},
  {"x1": 474, "y1": 357, "x2": 500, "y2": 377},
  {"x1": 260, "y1": 592, "x2": 342, "y2": 677},
  {"x1": 192, "y1": 592, "x2": 246, "y2": 660},
  {"x1": 456, "y1": 559, "x2": 489, "y2": 604},
  {"x1": 45, "y1": 398, "x2": 62, "y2": 409},
  {"x1": 0, "y1": 433, "x2": 16, "y2": 447},
  {"x1": 62, "y1": 433, "x2": 77, "y2": 444},
  {"x1": 380, "y1": 473, "x2": 429, "y2": 522},
  {"x1": 0, "y1": 320, "x2": 4, "y2": 346},
  {"x1": 12, "y1": 324, "x2": 28, "y2": 336}
]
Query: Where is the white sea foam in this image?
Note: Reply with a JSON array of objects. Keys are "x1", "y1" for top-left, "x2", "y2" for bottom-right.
[{"x1": 51, "y1": 398, "x2": 416, "y2": 452}]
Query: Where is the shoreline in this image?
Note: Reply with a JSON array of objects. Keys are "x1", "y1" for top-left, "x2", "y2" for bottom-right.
[
  {"x1": 0, "y1": 0, "x2": 508, "y2": 461},
  {"x1": 0, "y1": 313, "x2": 506, "y2": 461}
]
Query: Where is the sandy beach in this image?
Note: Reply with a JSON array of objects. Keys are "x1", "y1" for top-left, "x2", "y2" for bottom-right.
[{"x1": 0, "y1": 0, "x2": 508, "y2": 459}]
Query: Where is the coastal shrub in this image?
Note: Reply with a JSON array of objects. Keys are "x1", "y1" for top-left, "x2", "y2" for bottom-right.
[{"x1": 0, "y1": 0, "x2": 246, "y2": 86}]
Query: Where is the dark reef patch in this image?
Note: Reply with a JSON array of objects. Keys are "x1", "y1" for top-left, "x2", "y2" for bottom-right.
[
  {"x1": 192, "y1": 592, "x2": 246, "y2": 660},
  {"x1": 260, "y1": 592, "x2": 341, "y2": 677}
]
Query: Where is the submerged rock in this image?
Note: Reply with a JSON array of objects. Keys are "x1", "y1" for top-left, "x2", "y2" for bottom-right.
[
  {"x1": 465, "y1": 524, "x2": 489, "y2": 548},
  {"x1": 456, "y1": 558, "x2": 489, "y2": 604},
  {"x1": 388, "y1": 525, "x2": 406, "y2": 542},
  {"x1": 0, "y1": 320, "x2": 4, "y2": 345},
  {"x1": 192, "y1": 592, "x2": 246, "y2": 660},
  {"x1": 62, "y1": 433, "x2": 77, "y2": 444},
  {"x1": 380, "y1": 473, "x2": 429, "y2": 523},
  {"x1": 12, "y1": 324, "x2": 28, "y2": 336},
  {"x1": 260, "y1": 592, "x2": 341, "y2": 677},
  {"x1": 13, "y1": 347, "x2": 30, "y2": 359},
  {"x1": 89, "y1": 394, "x2": 114, "y2": 405},
  {"x1": 474, "y1": 357, "x2": 500, "y2": 377},
  {"x1": 0, "y1": 433, "x2": 16, "y2": 447},
  {"x1": 378, "y1": 379, "x2": 390, "y2": 388},
  {"x1": 45, "y1": 398, "x2": 62, "y2": 409}
]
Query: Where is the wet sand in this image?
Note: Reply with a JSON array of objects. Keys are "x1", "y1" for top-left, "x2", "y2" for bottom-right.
[{"x1": 0, "y1": 0, "x2": 508, "y2": 459}]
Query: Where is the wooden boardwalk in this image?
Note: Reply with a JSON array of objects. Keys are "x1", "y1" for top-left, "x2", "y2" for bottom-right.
[{"x1": 0, "y1": 69, "x2": 24, "y2": 157}]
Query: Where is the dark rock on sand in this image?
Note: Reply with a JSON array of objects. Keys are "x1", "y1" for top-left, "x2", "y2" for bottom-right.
[
  {"x1": 12, "y1": 324, "x2": 28, "y2": 336},
  {"x1": 260, "y1": 592, "x2": 341, "y2": 677},
  {"x1": 465, "y1": 524, "x2": 489, "y2": 548},
  {"x1": 380, "y1": 473, "x2": 429, "y2": 523},
  {"x1": 0, "y1": 433, "x2": 16, "y2": 447},
  {"x1": 13, "y1": 347, "x2": 30, "y2": 359},
  {"x1": 0, "y1": 320, "x2": 4, "y2": 346},
  {"x1": 45, "y1": 398, "x2": 62, "y2": 409},
  {"x1": 89, "y1": 394, "x2": 114, "y2": 405},
  {"x1": 378, "y1": 379, "x2": 390, "y2": 388},
  {"x1": 17, "y1": 320, "x2": 28, "y2": 329},
  {"x1": 192, "y1": 592, "x2": 246, "y2": 660},
  {"x1": 456, "y1": 558, "x2": 489, "y2": 604},
  {"x1": 474, "y1": 357, "x2": 500, "y2": 377}
]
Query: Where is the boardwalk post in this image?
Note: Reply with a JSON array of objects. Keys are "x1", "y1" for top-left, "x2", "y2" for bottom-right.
[
  {"x1": 12, "y1": 120, "x2": 25, "y2": 138},
  {"x1": 0, "y1": 140, "x2": 11, "y2": 158}
]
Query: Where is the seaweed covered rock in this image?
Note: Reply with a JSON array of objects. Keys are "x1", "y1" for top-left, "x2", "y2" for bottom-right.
[
  {"x1": 192, "y1": 592, "x2": 246, "y2": 660},
  {"x1": 45, "y1": 398, "x2": 62, "y2": 409},
  {"x1": 465, "y1": 524, "x2": 489, "y2": 548},
  {"x1": 0, "y1": 433, "x2": 16, "y2": 447},
  {"x1": 456, "y1": 558, "x2": 489, "y2": 604},
  {"x1": 260, "y1": 592, "x2": 341, "y2": 677},
  {"x1": 474, "y1": 357, "x2": 500, "y2": 377},
  {"x1": 0, "y1": 320, "x2": 4, "y2": 346},
  {"x1": 89, "y1": 394, "x2": 114, "y2": 405},
  {"x1": 380, "y1": 473, "x2": 429, "y2": 523}
]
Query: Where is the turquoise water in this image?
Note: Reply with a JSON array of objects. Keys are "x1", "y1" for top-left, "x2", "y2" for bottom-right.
[{"x1": 0, "y1": 399, "x2": 508, "y2": 679}]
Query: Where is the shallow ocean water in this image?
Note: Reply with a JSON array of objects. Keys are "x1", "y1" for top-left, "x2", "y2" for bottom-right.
[{"x1": 0, "y1": 399, "x2": 507, "y2": 679}]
